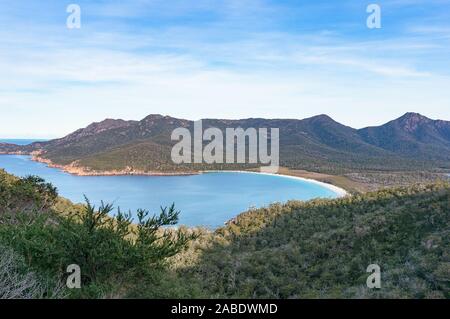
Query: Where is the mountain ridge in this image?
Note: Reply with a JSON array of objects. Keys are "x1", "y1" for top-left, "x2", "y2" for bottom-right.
[{"x1": 1, "y1": 112, "x2": 449, "y2": 174}]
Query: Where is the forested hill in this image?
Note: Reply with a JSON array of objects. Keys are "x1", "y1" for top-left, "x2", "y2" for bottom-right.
[
  {"x1": 1, "y1": 112, "x2": 450, "y2": 173},
  {"x1": 0, "y1": 169, "x2": 449, "y2": 298},
  {"x1": 176, "y1": 182, "x2": 450, "y2": 299}
]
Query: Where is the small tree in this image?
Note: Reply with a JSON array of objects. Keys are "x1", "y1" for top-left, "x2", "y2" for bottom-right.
[{"x1": 58, "y1": 198, "x2": 197, "y2": 289}]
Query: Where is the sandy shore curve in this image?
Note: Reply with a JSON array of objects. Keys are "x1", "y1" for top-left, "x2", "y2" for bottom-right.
[{"x1": 202, "y1": 170, "x2": 349, "y2": 198}]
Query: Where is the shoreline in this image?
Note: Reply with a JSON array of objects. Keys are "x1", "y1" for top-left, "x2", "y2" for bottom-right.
[
  {"x1": 202, "y1": 170, "x2": 349, "y2": 197},
  {"x1": 1, "y1": 153, "x2": 349, "y2": 196},
  {"x1": 30, "y1": 154, "x2": 199, "y2": 176}
]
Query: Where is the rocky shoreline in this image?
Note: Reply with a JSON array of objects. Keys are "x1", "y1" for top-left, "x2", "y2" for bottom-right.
[{"x1": 30, "y1": 153, "x2": 199, "y2": 177}]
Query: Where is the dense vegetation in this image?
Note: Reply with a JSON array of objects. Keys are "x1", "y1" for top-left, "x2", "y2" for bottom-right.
[
  {"x1": 0, "y1": 169, "x2": 196, "y2": 298},
  {"x1": 175, "y1": 183, "x2": 450, "y2": 298},
  {"x1": 1, "y1": 169, "x2": 449, "y2": 299}
]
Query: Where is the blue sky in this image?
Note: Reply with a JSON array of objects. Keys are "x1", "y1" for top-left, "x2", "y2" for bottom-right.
[{"x1": 0, "y1": 0, "x2": 450, "y2": 138}]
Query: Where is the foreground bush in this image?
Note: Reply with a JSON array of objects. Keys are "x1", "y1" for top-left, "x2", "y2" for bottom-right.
[{"x1": 0, "y1": 171, "x2": 196, "y2": 298}]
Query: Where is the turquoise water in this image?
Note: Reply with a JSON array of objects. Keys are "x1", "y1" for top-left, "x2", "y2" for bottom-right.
[
  {"x1": 0, "y1": 139, "x2": 48, "y2": 145},
  {"x1": 0, "y1": 155, "x2": 339, "y2": 228}
]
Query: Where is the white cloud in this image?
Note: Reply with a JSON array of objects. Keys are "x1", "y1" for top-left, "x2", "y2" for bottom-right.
[{"x1": 1, "y1": 0, "x2": 450, "y2": 137}]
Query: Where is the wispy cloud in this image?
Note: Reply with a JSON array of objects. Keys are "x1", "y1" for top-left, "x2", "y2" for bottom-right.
[{"x1": 0, "y1": 0, "x2": 450, "y2": 137}]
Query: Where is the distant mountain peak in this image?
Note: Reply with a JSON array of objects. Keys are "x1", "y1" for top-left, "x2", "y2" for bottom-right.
[
  {"x1": 89, "y1": 118, "x2": 128, "y2": 126},
  {"x1": 399, "y1": 112, "x2": 430, "y2": 121},
  {"x1": 53, "y1": 118, "x2": 135, "y2": 144},
  {"x1": 84, "y1": 118, "x2": 133, "y2": 132},
  {"x1": 312, "y1": 114, "x2": 332, "y2": 119},
  {"x1": 304, "y1": 114, "x2": 335, "y2": 123},
  {"x1": 141, "y1": 114, "x2": 174, "y2": 122},
  {"x1": 394, "y1": 112, "x2": 431, "y2": 133}
]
